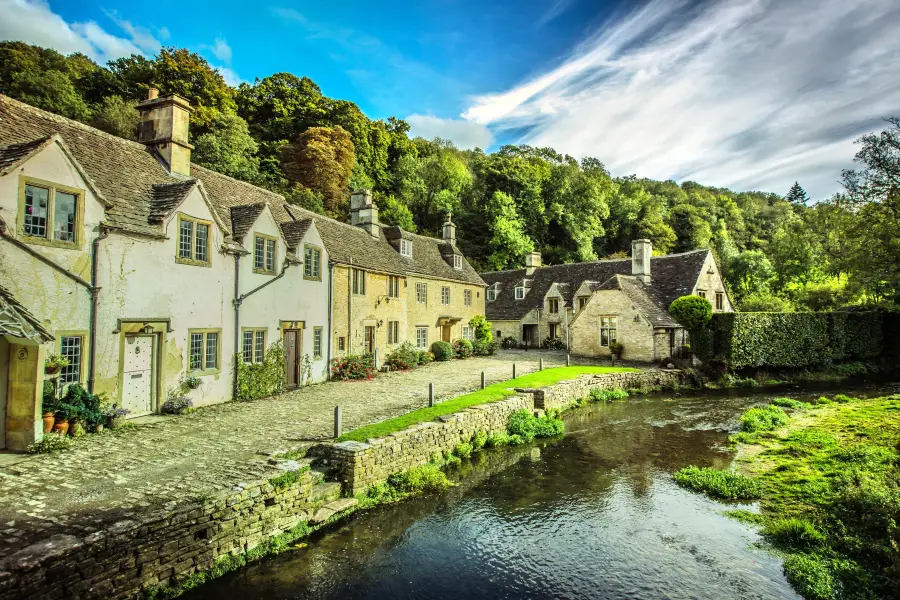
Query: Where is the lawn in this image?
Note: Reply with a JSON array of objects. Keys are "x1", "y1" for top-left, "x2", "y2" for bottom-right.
[{"x1": 336, "y1": 366, "x2": 637, "y2": 443}]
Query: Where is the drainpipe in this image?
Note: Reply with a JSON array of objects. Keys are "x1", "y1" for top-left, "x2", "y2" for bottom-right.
[
  {"x1": 231, "y1": 253, "x2": 241, "y2": 402},
  {"x1": 347, "y1": 258, "x2": 353, "y2": 353},
  {"x1": 564, "y1": 307, "x2": 570, "y2": 351},
  {"x1": 87, "y1": 227, "x2": 110, "y2": 393},
  {"x1": 326, "y1": 260, "x2": 334, "y2": 379}
]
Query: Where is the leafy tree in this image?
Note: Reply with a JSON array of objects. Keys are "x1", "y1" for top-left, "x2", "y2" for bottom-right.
[
  {"x1": 669, "y1": 204, "x2": 712, "y2": 251},
  {"x1": 375, "y1": 193, "x2": 416, "y2": 232},
  {"x1": 281, "y1": 126, "x2": 355, "y2": 220},
  {"x1": 284, "y1": 186, "x2": 325, "y2": 215},
  {"x1": 785, "y1": 181, "x2": 809, "y2": 206},
  {"x1": 152, "y1": 48, "x2": 235, "y2": 132},
  {"x1": 483, "y1": 191, "x2": 534, "y2": 271},
  {"x1": 738, "y1": 292, "x2": 794, "y2": 312},
  {"x1": 9, "y1": 70, "x2": 89, "y2": 120},
  {"x1": 727, "y1": 250, "x2": 776, "y2": 300},
  {"x1": 468, "y1": 315, "x2": 493, "y2": 343},
  {"x1": 192, "y1": 112, "x2": 261, "y2": 182},
  {"x1": 90, "y1": 96, "x2": 139, "y2": 140},
  {"x1": 669, "y1": 295, "x2": 713, "y2": 330}
]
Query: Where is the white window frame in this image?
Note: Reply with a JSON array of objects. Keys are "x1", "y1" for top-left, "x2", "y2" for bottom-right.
[
  {"x1": 416, "y1": 282, "x2": 427, "y2": 304},
  {"x1": 416, "y1": 327, "x2": 428, "y2": 349},
  {"x1": 441, "y1": 286, "x2": 450, "y2": 305},
  {"x1": 487, "y1": 287, "x2": 497, "y2": 302},
  {"x1": 453, "y1": 255, "x2": 462, "y2": 270},
  {"x1": 400, "y1": 239, "x2": 413, "y2": 258},
  {"x1": 464, "y1": 289, "x2": 472, "y2": 306},
  {"x1": 515, "y1": 286, "x2": 525, "y2": 300},
  {"x1": 313, "y1": 327, "x2": 323, "y2": 359},
  {"x1": 462, "y1": 326, "x2": 473, "y2": 341}
]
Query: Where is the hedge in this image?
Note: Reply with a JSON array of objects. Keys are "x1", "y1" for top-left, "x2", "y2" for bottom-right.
[{"x1": 693, "y1": 312, "x2": 884, "y2": 369}]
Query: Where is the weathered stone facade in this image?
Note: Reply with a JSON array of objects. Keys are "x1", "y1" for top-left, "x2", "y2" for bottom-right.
[{"x1": 571, "y1": 289, "x2": 668, "y2": 361}]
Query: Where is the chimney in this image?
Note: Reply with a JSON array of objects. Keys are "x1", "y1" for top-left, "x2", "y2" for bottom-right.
[
  {"x1": 631, "y1": 239, "x2": 652, "y2": 284},
  {"x1": 136, "y1": 89, "x2": 193, "y2": 177},
  {"x1": 350, "y1": 190, "x2": 379, "y2": 238},
  {"x1": 442, "y1": 211, "x2": 456, "y2": 245},
  {"x1": 525, "y1": 251, "x2": 541, "y2": 276}
]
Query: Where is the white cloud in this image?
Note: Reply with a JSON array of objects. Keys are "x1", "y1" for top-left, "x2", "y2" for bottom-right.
[
  {"x1": 217, "y1": 66, "x2": 242, "y2": 86},
  {"x1": 102, "y1": 9, "x2": 163, "y2": 53},
  {"x1": 406, "y1": 114, "x2": 494, "y2": 150},
  {"x1": 464, "y1": 0, "x2": 900, "y2": 199},
  {"x1": 209, "y1": 37, "x2": 232, "y2": 64}
]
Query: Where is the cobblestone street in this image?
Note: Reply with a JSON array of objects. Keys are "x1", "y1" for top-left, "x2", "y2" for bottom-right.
[{"x1": 0, "y1": 351, "x2": 599, "y2": 557}]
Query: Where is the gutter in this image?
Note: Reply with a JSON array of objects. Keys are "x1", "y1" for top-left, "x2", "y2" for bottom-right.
[
  {"x1": 326, "y1": 260, "x2": 334, "y2": 380},
  {"x1": 87, "y1": 227, "x2": 110, "y2": 392}
]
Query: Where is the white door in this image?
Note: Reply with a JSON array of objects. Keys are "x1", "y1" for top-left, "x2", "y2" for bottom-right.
[{"x1": 122, "y1": 335, "x2": 154, "y2": 416}]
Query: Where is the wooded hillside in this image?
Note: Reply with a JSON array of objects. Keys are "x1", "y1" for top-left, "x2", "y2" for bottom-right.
[{"x1": 2, "y1": 42, "x2": 897, "y2": 309}]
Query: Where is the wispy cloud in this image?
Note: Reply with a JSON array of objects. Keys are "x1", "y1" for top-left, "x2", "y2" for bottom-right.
[
  {"x1": 464, "y1": 0, "x2": 900, "y2": 199},
  {"x1": 538, "y1": 0, "x2": 576, "y2": 26},
  {"x1": 204, "y1": 37, "x2": 233, "y2": 65},
  {"x1": 406, "y1": 114, "x2": 493, "y2": 149},
  {"x1": 102, "y1": 9, "x2": 165, "y2": 53}
]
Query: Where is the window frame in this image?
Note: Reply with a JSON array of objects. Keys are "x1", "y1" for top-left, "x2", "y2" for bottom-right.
[
  {"x1": 549, "y1": 323, "x2": 559, "y2": 339},
  {"x1": 400, "y1": 239, "x2": 413, "y2": 258},
  {"x1": 175, "y1": 213, "x2": 213, "y2": 267},
  {"x1": 697, "y1": 290, "x2": 707, "y2": 300},
  {"x1": 464, "y1": 289, "x2": 472, "y2": 306},
  {"x1": 352, "y1": 268, "x2": 367, "y2": 295},
  {"x1": 453, "y1": 255, "x2": 462, "y2": 270},
  {"x1": 416, "y1": 327, "x2": 428, "y2": 349},
  {"x1": 338, "y1": 336, "x2": 346, "y2": 352},
  {"x1": 715, "y1": 291, "x2": 724, "y2": 311},
  {"x1": 387, "y1": 275, "x2": 401, "y2": 298},
  {"x1": 462, "y1": 325, "x2": 473, "y2": 341},
  {"x1": 487, "y1": 286, "x2": 497, "y2": 302},
  {"x1": 303, "y1": 244, "x2": 322, "y2": 281},
  {"x1": 441, "y1": 286, "x2": 450, "y2": 305},
  {"x1": 416, "y1": 282, "x2": 428, "y2": 304},
  {"x1": 599, "y1": 317, "x2": 618, "y2": 348},
  {"x1": 548, "y1": 298, "x2": 560, "y2": 314},
  {"x1": 578, "y1": 296, "x2": 589, "y2": 312},
  {"x1": 313, "y1": 327, "x2": 323, "y2": 359},
  {"x1": 17, "y1": 176, "x2": 85, "y2": 250},
  {"x1": 241, "y1": 327, "x2": 267, "y2": 364},
  {"x1": 253, "y1": 233, "x2": 279, "y2": 275},
  {"x1": 387, "y1": 320, "x2": 400, "y2": 344},
  {"x1": 57, "y1": 330, "x2": 88, "y2": 389},
  {"x1": 188, "y1": 328, "x2": 222, "y2": 374},
  {"x1": 515, "y1": 286, "x2": 525, "y2": 300}
]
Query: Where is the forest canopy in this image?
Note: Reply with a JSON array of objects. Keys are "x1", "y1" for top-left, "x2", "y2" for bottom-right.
[{"x1": 1, "y1": 41, "x2": 897, "y2": 310}]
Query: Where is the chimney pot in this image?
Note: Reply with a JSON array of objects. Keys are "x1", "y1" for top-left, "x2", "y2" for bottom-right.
[
  {"x1": 442, "y1": 211, "x2": 456, "y2": 245},
  {"x1": 631, "y1": 239, "x2": 652, "y2": 284},
  {"x1": 136, "y1": 92, "x2": 193, "y2": 177},
  {"x1": 147, "y1": 87, "x2": 159, "y2": 100},
  {"x1": 350, "y1": 190, "x2": 379, "y2": 237},
  {"x1": 525, "y1": 251, "x2": 541, "y2": 276}
]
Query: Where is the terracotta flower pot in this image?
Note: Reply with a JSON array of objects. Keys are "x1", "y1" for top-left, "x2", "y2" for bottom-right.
[
  {"x1": 52, "y1": 418, "x2": 69, "y2": 435},
  {"x1": 44, "y1": 365, "x2": 60, "y2": 375},
  {"x1": 42, "y1": 412, "x2": 56, "y2": 433}
]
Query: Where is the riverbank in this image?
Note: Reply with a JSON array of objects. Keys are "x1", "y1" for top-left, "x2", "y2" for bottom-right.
[{"x1": 680, "y1": 392, "x2": 900, "y2": 600}]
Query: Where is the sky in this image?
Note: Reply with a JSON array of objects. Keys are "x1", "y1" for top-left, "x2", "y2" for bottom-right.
[{"x1": 2, "y1": 0, "x2": 900, "y2": 200}]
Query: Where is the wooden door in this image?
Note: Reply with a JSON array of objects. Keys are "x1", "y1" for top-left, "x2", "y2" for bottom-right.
[
  {"x1": 442, "y1": 325, "x2": 451, "y2": 343},
  {"x1": 122, "y1": 335, "x2": 154, "y2": 416},
  {"x1": 364, "y1": 326, "x2": 375, "y2": 354},
  {"x1": 284, "y1": 330, "x2": 299, "y2": 387}
]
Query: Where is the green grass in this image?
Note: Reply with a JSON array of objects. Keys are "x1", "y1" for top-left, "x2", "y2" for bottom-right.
[
  {"x1": 740, "y1": 405, "x2": 789, "y2": 432},
  {"x1": 673, "y1": 465, "x2": 763, "y2": 500},
  {"x1": 337, "y1": 366, "x2": 636, "y2": 442}
]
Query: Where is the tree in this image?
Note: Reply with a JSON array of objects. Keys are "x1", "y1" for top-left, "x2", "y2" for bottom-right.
[
  {"x1": 468, "y1": 315, "x2": 493, "y2": 344},
  {"x1": 9, "y1": 70, "x2": 89, "y2": 120},
  {"x1": 738, "y1": 292, "x2": 794, "y2": 312},
  {"x1": 152, "y1": 48, "x2": 235, "y2": 132},
  {"x1": 281, "y1": 126, "x2": 355, "y2": 220},
  {"x1": 842, "y1": 117, "x2": 900, "y2": 206},
  {"x1": 483, "y1": 191, "x2": 534, "y2": 271},
  {"x1": 90, "y1": 96, "x2": 139, "y2": 140},
  {"x1": 785, "y1": 182, "x2": 809, "y2": 206},
  {"x1": 375, "y1": 193, "x2": 416, "y2": 232},
  {"x1": 668, "y1": 204, "x2": 712, "y2": 251},
  {"x1": 192, "y1": 112, "x2": 261, "y2": 183},
  {"x1": 727, "y1": 250, "x2": 776, "y2": 300}
]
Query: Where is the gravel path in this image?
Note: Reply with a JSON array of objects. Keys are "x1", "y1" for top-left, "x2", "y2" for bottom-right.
[{"x1": 0, "y1": 350, "x2": 600, "y2": 557}]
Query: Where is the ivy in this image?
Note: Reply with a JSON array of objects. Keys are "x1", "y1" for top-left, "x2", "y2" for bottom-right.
[{"x1": 236, "y1": 341, "x2": 286, "y2": 402}]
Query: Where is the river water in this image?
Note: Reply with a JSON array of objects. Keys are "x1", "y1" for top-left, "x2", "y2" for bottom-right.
[{"x1": 186, "y1": 384, "x2": 895, "y2": 600}]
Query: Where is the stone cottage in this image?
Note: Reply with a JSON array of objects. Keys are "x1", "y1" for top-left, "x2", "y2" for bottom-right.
[{"x1": 480, "y1": 240, "x2": 733, "y2": 361}]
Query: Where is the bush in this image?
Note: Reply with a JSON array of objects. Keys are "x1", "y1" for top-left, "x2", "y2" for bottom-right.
[
  {"x1": 590, "y1": 388, "x2": 628, "y2": 403},
  {"x1": 740, "y1": 405, "x2": 789, "y2": 432},
  {"x1": 673, "y1": 466, "x2": 763, "y2": 500},
  {"x1": 472, "y1": 431, "x2": 487, "y2": 450},
  {"x1": 431, "y1": 341, "x2": 454, "y2": 361},
  {"x1": 669, "y1": 295, "x2": 713, "y2": 330},
  {"x1": 386, "y1": 342, "x2": 419, "y2": 371},
  {"x1": 506, "y1": 409, "x2": 564, "y2": 442},
  {"x1": 542, "y1": 336, "x2": 565, "y2": 350},
  {"x1": 454, "y1": 441, "x2": 474, "y2": 459},
  {"x1": 27, "y1": 432, "x2": 71, "y2": 453},
  {"x1": 469, "y1": 315, "x2": 493, "y2": 344},
  {"x1": 473, "y1": 339, "x2": 498, "y2": 356},
  {"x1": 330, "y1": 353, "x2": 376, "y2": 380},
  {"x1": 417, "y1": 351, "x2": 434, "y2": 365},
  {"x1": 763, "y1": 518, "x2": 826, "y2": 549},
  {"x1": 386, "y1": 463, "x2": 453, "y2": 494},
  {"x1": 501, "y1": 336, "x2": 518, "y2": 349},
  {"x1": 237, "y1": 341, "x2": 286, "y2": 400},
  {"x1": 608, "y1": 341, "x2": 624, "y2": 356},
  {"x1": 452, "y1": 339, "x2": 473, "y2": 359},
  {"x1": 739, "y1": 292, "x2": 794, "y2": 312}
]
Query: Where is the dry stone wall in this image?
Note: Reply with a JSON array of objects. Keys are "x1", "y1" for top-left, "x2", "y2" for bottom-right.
[{"x1": 525, "y1": 369, "x2": 685, "y2": 412}]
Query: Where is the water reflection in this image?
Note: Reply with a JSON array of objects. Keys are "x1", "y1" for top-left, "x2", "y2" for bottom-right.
[{"x1": 186, "y1": 385, "x2": 897, "y2": 600}]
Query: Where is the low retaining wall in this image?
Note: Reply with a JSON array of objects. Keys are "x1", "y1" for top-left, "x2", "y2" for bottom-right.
[
  {"x1": 328, "y1": 369, "x2": 686, "y2": 495},
  {"x1": 0, "y1": 463, "x2": 344, "y2": 600}
]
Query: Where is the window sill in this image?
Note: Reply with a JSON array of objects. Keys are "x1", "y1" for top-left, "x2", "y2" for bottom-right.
[
  {"x1": 190, "y1": 368, "x2": 220, "y2": 376},
  {"x1": 176, "y1": 256, "x2": 212, "y2": 267},
  {"x1": 253, "y1": 267, "x2": 276, "y2": 276},
  {"x1": 20, "y1": 234, "x2": 81, "y2": 250},
  {"x1": 303, "y1": 275, "x2": 323, "y2": 282}
]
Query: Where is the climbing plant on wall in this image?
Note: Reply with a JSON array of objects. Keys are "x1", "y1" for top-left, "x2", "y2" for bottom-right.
[{"x1": 236, "y1": 341, "x2": 285, "y2": 402}]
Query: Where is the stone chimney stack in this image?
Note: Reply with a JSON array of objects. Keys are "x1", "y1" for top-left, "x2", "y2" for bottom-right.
[
  {"x1": 442, "y1": 212, "x2": 456, "y2": 245},
  {"x1": 632, "y1": 239, "x2": 652, "y2": 284},
  {"x1": 136, "y1": 88, "x2": 193, "y2": 177},
  {"x1": 525, "y1": 251, "x2": 541, "y2": 276},
  {"x1": 350, "y1": 190, "x2": 379, "y2": 238}
]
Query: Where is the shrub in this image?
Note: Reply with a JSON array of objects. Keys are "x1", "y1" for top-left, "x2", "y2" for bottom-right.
[
  {"x1": 417, "y1": 351, "x2": 434, "y2": 365},
  {"x1": 237, "y1": 341, "x2": 286, "y2": 400},
  {"x1": 542, "y1": 336, "x2": 565, "y2": 350},
  {"x1": 454, "y1": 441, "x2": 474, "y2": 459},
  {"x1": 763, "y1": 518, "x2": 826, "y2": 549},
  {"x1": 608, "y1": 341, "x2": 624, "y2": 356},
  {"x1": 27, "y1": 432, "x2": 71, "y2": 453},
  {"x1": 452, "y1": 339, "x2": 474, "y2": 359},
  {"x1": 740, "y1": 405, "x2": 789, "y2": 432},
  {"x1": 673, "y1": 466, "x2": 763, "y2": 500},
  {"x1": 469, "y1": 315, "x2": 493, "y2": 344},
  {"x1": 501, "y1": 336, "x2": 518, "y2": 349},
  {"x1": 486, "y1": 432, "x2": 512, "y2": 447},
  {"x1": 590, "y1": 388, "x2": 628, "y2": 403},
  {"x1": 431, "y1": 341, "x2": 454, "y2": 361},
  {"x1": 330, "y1": 353, "x2": 376, "y2": 380},
  {"x1": 770, "y1": 397, "x2": 809, "y2": 409},
  {"x1": 832, "y1": 394, "x2": 855, "y2": 403},
  {"x1": 739, "y1": 292, "x2": 794, "y2": 312},
  {"x1": 782, "y1": 554, "x2": 835, "y2": 600},
  {"x1": 385, "y1": 342, "x2": 419, "y2": 371},
  {"x1": 669, "y1": 295, "x2": 713, "y2": 330},
  {"x1": 506, "y1": 409, "x2": 564, "y2": 442},
  {"x1": 386, "y1": 463, "x2": 453, "y2": 494},
  {"x1": 472, "y1": 339, "x2": 498, "y2": 356},
  {"x1": 472, "y1": 431, "x2": 487, "y2": 450}
]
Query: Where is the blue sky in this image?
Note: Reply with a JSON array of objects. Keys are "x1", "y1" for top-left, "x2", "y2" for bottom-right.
[{"x1": 3, "y1": 0, "x2": 900, "y2": 199}]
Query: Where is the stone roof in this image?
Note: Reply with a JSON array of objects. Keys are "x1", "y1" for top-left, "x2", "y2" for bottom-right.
[
  {"x1": 0, "y1": 284, "x2": 54, "y2": 343},
  {"x1": 280, "y1": 218, "x2": 312, "y2": 249},
  {"x1": 0, "y1": 136, "x2": 51, "y2": 176},
  {"x1": 610, "y1": 275, "x2": 679, "y2": 327},
  {"x1": 149, "y1": 180, "x2": 197, "y2": 223},
  {"x1": 229, "y1": 203, "x2": 266, "y2": 241},
  {"x1": 481, "y1": 249, "x2": 709, "y2": 322},
  {"x1": 0, "y1": 94, "x2": 484, "y2": 287}
]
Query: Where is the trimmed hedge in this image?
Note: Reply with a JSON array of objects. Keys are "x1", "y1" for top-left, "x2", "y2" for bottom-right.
[{"x1": 694, "y1": 312, "x2": 884, "y2": 369}]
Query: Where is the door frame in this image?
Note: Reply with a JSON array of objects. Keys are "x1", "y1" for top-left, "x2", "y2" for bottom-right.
[
  {"x1": 364, "y1": 326, "x2": 376, "y2": 354},
  {"x1": 283, "y1": 328, "x2": 302, "y2": 388},
  {"x1": 121, "y1": 333, "x2": 158, "y2": 417},
  {"x1": 115, "y1": 320, "x2": 168, "y2": 415}
]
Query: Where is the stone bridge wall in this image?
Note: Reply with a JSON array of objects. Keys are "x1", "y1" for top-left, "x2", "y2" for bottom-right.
[{"x1": 527, "y1": 369, "x2": 686, "y2": 412}]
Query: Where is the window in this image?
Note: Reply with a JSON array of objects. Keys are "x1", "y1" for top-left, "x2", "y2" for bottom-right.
[
  {"x1": 313, "y1": 327, "x2": 323, "y2": 359},
  {"x1": 254, "y1": 234, "x2": 277, "y2": 275},
  {"x1": 338, "y1": 336, "x2": 346, "y2": 352},
  {"x1": 715, "y1": 291, "x2": 724, "y2": 311},
  {"x1": 599, "y1": 317, "x2": 617, "y2": 347},
  {"x1": 400, "y1": 239, "x2": 413, "y2": 257},
  {"x1": 387, "y1": 320, "x2": 400, "y2": 344},
  {"x1": 242, "y1": 329, "x2": 266, "y2": 363},
  {"x1": 416, "y1": 327, "x2": 428, "y2": 349},
  {"x1": 487, "y1": 287, "x2": 497, "y2": 302},
  {"x1": 304, "y1": 245, "x2": 322, "y2": 280},
  {"x1": 189, "y1": 329, "x2": 220, "y2": 373},
  {"x1": 549, "y1": 323, "x2": 559, "y2": 339},
  {"x1": 387, "y1": 275, "x2": 401, "y2": 298},
  {"x1": 697, "y1": 290, "x2": 706, "y2": 300},
  {"x1": 515, "y1": 286, "x2": 525, "y2": 300},
  {"x1": 176, "y1": 214, "x2": 212, "y2": 266},
  {"x1": 441, "y1": 286, "x2": 450, "y2": 305},
  {"x1": 464, "y1": 289, "x2": 472, "y2": 306},
  {"x1": 462, "y1": 326, "x2": 473, "y2": 341},
  {"x1": 548, "y1": 298, "x2": 559, "y2": 313},
  {"x1": 416, "y1": 282, "x2": 427, "y2": 304},
  {"x1": 453, "y1": 255, "x2": 462, "y2": 270},
  {"x1": 59, "y1": 334, "x2": 84, "y2": 386},
  {"x1": 578, "y1": 297, "x2": 589, "y2": 312},
  {"x1": 352, "y1": 268, "x2": 367, "y2": 294},
  {"x1": 19, "y1": 178, "x2": 84, "y2": 247}
]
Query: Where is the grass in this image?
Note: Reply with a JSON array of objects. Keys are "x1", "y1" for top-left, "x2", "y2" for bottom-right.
[
  {"x1": 740, "y1": 405, "x2": 789, "y2": 432},
  {"x1": 673, "y1": 465, "x2": 763, "y2": 500},
  {"x1": 336, "y1": 366, "x2": 636, "y2": 442}
]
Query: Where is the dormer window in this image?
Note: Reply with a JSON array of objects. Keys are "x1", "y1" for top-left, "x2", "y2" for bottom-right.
[
  {"x1": 548, "y1": 298, "x2": 559, "y2": 313},
  {"x1": 254, "y1": 233, "x2": 277, "y2": 275},
  {"x1": 453, "y1": 255, "x2": 462, "y2": 270},
  {"x1": 487, "y1": 285, "x2": 498, "y2": 302},
  {"x1": 515, "y1": 286, "x2": 525, "y2": 300},
  {"x1": 400, "y1": 239, "x2": 413, "y2": 257},
  {"x1": 176, "y1": 214, "x2": 211, "y2": 267}
]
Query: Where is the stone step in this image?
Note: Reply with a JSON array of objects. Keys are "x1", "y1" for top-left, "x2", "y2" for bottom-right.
[
  {"x1": 308, "y1": 497, "x2": 358, "y2": 525},
  {"x1": 309, "y1": 481, "x2": 342, "y2": 503},
  {"x1": 308, "y1": 468, "x2": 330, "y2": 484}
]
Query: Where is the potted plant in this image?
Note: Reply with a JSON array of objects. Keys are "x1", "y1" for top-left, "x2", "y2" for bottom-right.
[
  {"x1": 41, "y1": 380, "x2": 58, "y2": 433},
  {"x1": 161, "y1": 394, "x2": 194, "y2": 415},
  {"x1": 104, "y1": 405, "x2": 130, "y2": 429},
  {"x1": 84, "y1": 407, "x2": 105, "y2": 433},
  {"x1": 52, "y1": 403, "x2": 78, "y2": 435},
  {"x1": 182, "y1": 374, "x2": 202, "y2": 390},
  {"x1": 609, "y1": 341, "x2": 624, "y2": 364},
  {"x1": 44, "y1": 354, "x2": 69, "y2": 375}
]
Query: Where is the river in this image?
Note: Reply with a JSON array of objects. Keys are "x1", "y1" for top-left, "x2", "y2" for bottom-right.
[{"x1": 185, "y1": 383, "x2": 896, "y2": 600}]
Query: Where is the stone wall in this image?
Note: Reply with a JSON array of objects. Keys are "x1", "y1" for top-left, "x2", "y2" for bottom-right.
[
  {"x1": 327, "y1": 369, "x2": 686, "y2": 494},
  {"x1": 0, "y1": 462, "x2": 348, "y2": 600}
]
